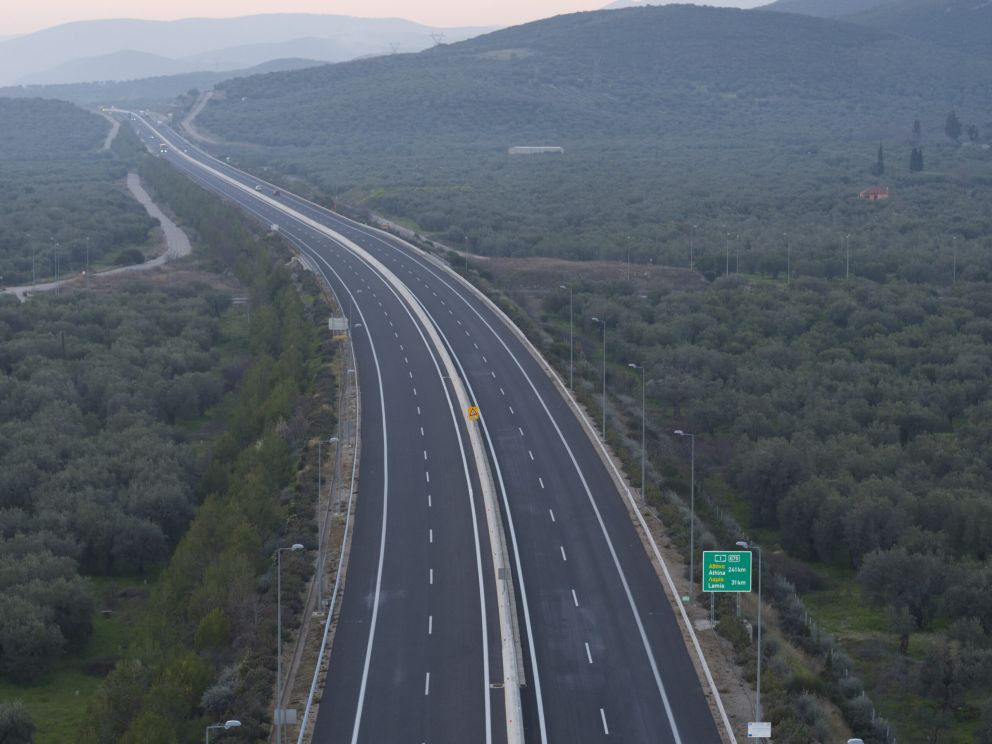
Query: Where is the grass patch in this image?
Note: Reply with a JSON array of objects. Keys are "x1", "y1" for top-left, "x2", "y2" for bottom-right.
[{"x1": 0, "y1": 576, "x2": 153, "y2": 743}]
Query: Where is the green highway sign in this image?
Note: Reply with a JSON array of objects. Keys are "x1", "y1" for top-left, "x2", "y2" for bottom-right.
[{"x1": 702, "y1": 550, "x2": 752, "y2": 592}]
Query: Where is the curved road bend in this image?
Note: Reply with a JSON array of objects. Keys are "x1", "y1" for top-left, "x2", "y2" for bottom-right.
[{"x1": 131, "y1": 115, "x2": 727, "y2": 744}]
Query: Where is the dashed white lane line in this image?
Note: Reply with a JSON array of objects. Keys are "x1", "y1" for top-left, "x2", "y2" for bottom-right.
[
  {"x1": 425, "y1": 672, "x2": 431, "y2": 696},
  {"x1": 420, "y1": 427, "x2": 425, "y2": 437},
  {"x1": 413, "y1": 387, "x2": 418, "y2": 396},
  {"x1": 426, "y1": 471, "x2": 430, "y2": 483},
  {"x1": 423, "y1": 449, "x2": 428, "y2": 461},
  {"x1": 429, "y1": 528, "x2": 434, "y2": 544},
  {"x1": 509, "y1": 406, "x2": 515, "y2": 415},
  {"x1": 539, "y1": 477, "x2": 545, "y2": 489},
  {"x1": 518, "y1": 427, "x2": 524, "y2": 436},
  {"x1": 572, "y1": 589, "x2": 579, "y2": 607},
  {"x1": 427, "y1": 494, "x2": 432, "y2": 508},
  {"x1": 400, "y1": 344, "x2": 404, "y2": 351},
  {"x1": 393, "y1": 331, "x2": 399, "y2": 338},
  {"x1": 500, "y1": 387, "x2": 506, "y2": 396},
  {"x1": 529, "y1": 450, "x2": 534, "y2": 461},
  {"x1": 600, "y1": 709, "x2": 609, "y2": 735},
  {"x1": 560, "y1": 546, "x2": 567, "y2": 562},
  {"x1": 429, "y1": 568, "x2": 434, "y2": 585},
  {"x1": 457, "y1": 320, "x2": 462, "y2": 325},
  {"x1": 416, "y1": 406, "x2": 421, "y2": 415},
  {"x1": 405, "y1": 356, "x2": 409, "y2": 364},
  {"x1": 465, "y1": 330, "x2": 471, "y2": 337},
  {"x1": 474, "y1": 343, "x2": 479, "y2": 349},
  {"x1": 409, "y1": 371, "x2": 414, "y2": 379},
  {"x1": 585, "y1": 642, "x2": 593, "y2": 664},
  {"x1": 549, "y1": 509, "x2": 556, "y2": 522},
  {"x1": 428, "y1": 615, "x2": 433, "y2": 635}
]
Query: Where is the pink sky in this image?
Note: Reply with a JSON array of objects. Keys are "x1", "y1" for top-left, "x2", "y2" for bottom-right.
[{"x1": 0, "y1": 0, "x2": 765, "y2": 36}]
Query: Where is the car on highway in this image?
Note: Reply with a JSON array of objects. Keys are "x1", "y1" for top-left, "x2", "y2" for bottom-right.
[{"x1": 254, "y1": 184, "x2": 264, "y2": 191}]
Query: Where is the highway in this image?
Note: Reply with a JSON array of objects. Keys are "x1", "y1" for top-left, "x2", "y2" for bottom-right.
[{"x1": 128, "y1": 115, "x2": 730, "y2": 744}]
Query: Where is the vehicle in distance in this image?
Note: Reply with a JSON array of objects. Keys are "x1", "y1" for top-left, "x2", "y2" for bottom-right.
[{"x1": 254, "y1": 184, "x2": 264, "y2": 191}]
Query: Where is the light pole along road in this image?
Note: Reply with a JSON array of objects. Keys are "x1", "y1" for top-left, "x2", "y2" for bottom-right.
[{"x1": 129, "y1": 114, "x2": 733, "y2": 744}]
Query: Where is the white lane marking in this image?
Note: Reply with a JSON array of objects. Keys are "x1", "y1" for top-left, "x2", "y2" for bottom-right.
[
  {"x1": 429, "y1": 568, "x2": 434, "y2": 585},
  {"x1": 405, "y1": 356, "x2": 409, "y2": 364},
  {"x1": 426, "y1": 471, "x2": 430, "y2": 483},
  {"x1": 529, "y1": 450, "x2": 534, "y2": 461},
  {"x1": 560, "y1": 546, "x2": 567, "y2": 562},
  {"x1": 474, "y1": 343, "x2": 479, "y2": 349},
  {"x1": 428, "y1": 494, "x2": 432, "y2": 508},
  {"x1": 600, "y1": 709, "x2": 609, "y2": 735},
  {"x1": 423, "y1": 449, "x2": 428, "y2": 461},
  {"x1": 396, "y1": 252, "x2": 689, "y2": 742},
  {"x1": 429, "y1": 528, "x2": 433, "y2": 544},
  {"x1": 413, "y1": 387, "x2": 418, "y2": 396},
  {"x1": 425, "y1": 672, "x2": 431, "y2": 696},
  {"x1": 393, "y1": 331, "x2": 398, "y2": 338},
  {"x1": 500, "y1": 387, "x2": 505, "y2": 396},
  {"x1": 420, "y1": 427, "x2": 425, "y2": 437},
  {"x1": 518, "y1": 427, "x2": 524, "y2": 436},
  {"x1": 448, "y1": 309, "x2": 453, "y2": 314},
  {"x1": 549, "y1": 509, "x2": 556, "y2": 522},
  {"x1": 572, "y1": 589, "x2": 579, "y2": 607},
  {"x1": 457, "y1": 319, "x2": 462, "y2": 325},
  {"x1": 417, "y1": 406, "x2": 421, "y2": 415},
  {"x1": 509, "y1": 406, "x2": 515, "y2": 415},
  {"x1": 400, "y1": 344, "x2": 404, "y2": 351},
  {"x1": 491, "y1": 371, "x2": 496, "y2": 379},
  {"x1": 539, "y1": 477, "x2": 545, "y2": 489},
  {"x1": 428, "y1": 615, "x2": 433, "y2": 635},
  {"x1": 409, "y1": 370, "x2": 414, "y2": 379},
  {"x1": 585, "y1": 642, "x2": 593, "y2": 664},
  {"x1": 465, "y1": 330, "x2": 471, "y2": 337}
]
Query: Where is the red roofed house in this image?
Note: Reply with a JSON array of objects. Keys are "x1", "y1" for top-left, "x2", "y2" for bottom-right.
[{"x1": 859, "y1": 187, "x2": 889, "y2": 201}]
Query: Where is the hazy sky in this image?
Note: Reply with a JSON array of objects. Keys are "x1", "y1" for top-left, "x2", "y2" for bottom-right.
[{"x1": 0, "y1": 0, "x2": 766, "y2": 36}]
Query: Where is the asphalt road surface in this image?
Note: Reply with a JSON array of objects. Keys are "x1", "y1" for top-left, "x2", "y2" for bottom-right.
[{"x1": 128, "y1": 115, "x2": 726, "y2": 744}]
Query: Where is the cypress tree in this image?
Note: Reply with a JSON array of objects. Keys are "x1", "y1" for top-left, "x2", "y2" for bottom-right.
[
  {"x1": 945, "y1": 111, "x2": 962, "y2": 141},
  {"x1": 871, "y1": 144, "x2": 885, "y2": 176}
]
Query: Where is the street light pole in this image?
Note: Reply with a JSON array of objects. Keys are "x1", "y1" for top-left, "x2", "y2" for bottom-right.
[
  {"x1": 785, "y1": 232, "x2": 790, "y2": 286},
  {"x1": 952, "y1": 236, "x2": 957, "y2": 285},
  {"x1": 275, "y1": 544, "x2": 304, "y2": 744},
  {"x1": 591, "y1": 317, "x2": 606, "y2": 440},
  {"x1": 725, "y1": 231, "x2": 730, "y2": 276},
  {"x1": 845, "y1": 233, "x2": 851, "y2": 279},
  {"x1": 736, "y1": 539, "x2": 763, "y2": 722},
  {"x1": 205, "y1": 720, "x2": 241, "y2": 744},
  {"x1": 560, "y1": 285, "x2": 573, "y2": 389},
  {"x1": 628, "y1": 364, "x2": 646, "y2": 494},
  {"x1": 690, "y1": 224, "x2": 697, "y2": 271},
  {"x1": 674, "y1": 430, "x2": 695, "y2": 594},
  {"x1": 626, "y1": 235, "x2": 631, "y2": 281}
]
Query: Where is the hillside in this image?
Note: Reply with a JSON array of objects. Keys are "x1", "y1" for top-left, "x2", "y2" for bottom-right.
[
  {"x1": 0, "y1": 59, "x2": 324, "y2": 105},
  {"x1": 196, "y1": 4, "x2": 992, "y2": 275},
  {"x1": 763, "y1": 0, "x2": 992, "y2": 60},
  {"x1": 0, "y1": 14, "x2": 493, "y2": 86}
]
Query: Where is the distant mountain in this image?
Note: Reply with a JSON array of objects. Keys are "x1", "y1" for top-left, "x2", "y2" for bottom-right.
[
  {"x1": 762, "y1": 0, "x2": 992, "y2": 59},
  {"x1": 0, "y1": 14, "x2": 494, "y2": 86},
  {"x1": 0, "y1": 58, "x2": 325, "y2": 105},
  {"x1": 199, "y1": 4, "x2": 991, "y2": 148},
  {"x1": 21, "y1": 50, "x2": 199, "y2": 85}
]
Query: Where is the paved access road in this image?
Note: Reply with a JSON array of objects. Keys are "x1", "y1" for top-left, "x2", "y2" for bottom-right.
[{"x1": 128, "y1": 114, "x2": 728, "y2": 744}]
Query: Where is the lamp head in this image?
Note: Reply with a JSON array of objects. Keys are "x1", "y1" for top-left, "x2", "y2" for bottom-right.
[
  {"x1": 736, "y1": 540, "x2": 748, "y2": 549},
  {"x1": 291, "y1": 543, "x2": 304, "y2": 551},
  {"x1": 224, "y1": 721, "x2": 241, "y2": 730}
]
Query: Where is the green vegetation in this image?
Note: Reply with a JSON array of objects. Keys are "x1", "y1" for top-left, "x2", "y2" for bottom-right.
[
  {"x1": 72, "y1": 155, "x2": 336, "y2": 744},
  {"x1": 513, "y1": 270, "x2": 992, "y2": 742},
  {"x1": 197, "y1": 5, "x2": 992, "y2": 286},
  {"x1": 0, "y1": 98, "x2": 157, "y2": 286}
]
